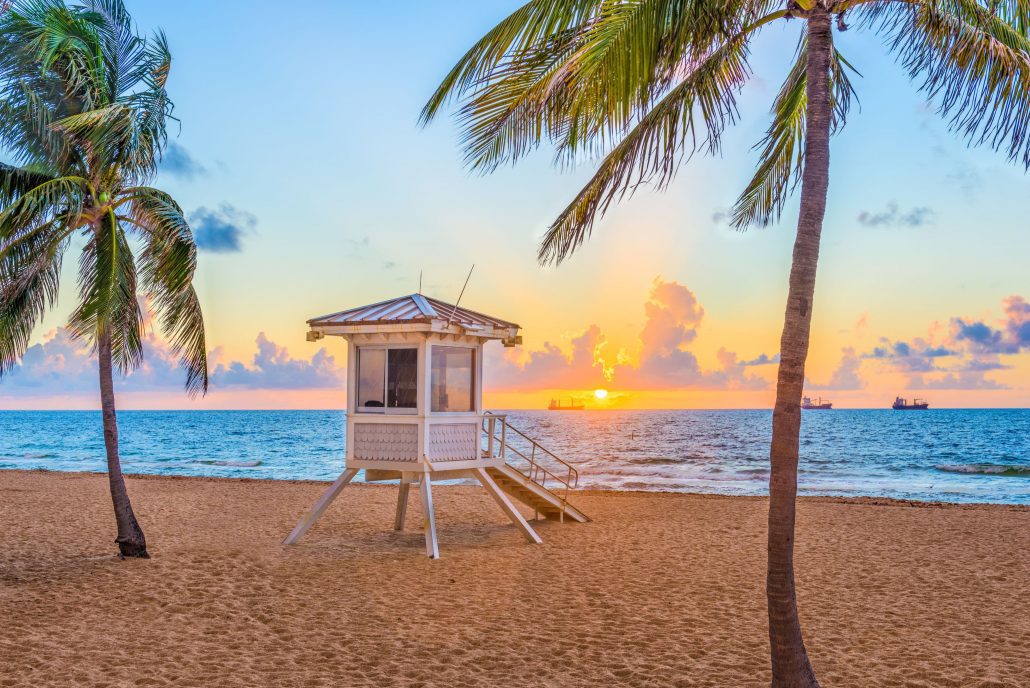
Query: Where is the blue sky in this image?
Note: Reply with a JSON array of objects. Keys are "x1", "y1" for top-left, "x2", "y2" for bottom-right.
[{"x1": 6, "y1": 0, "x2": 1029, "y2": 408}]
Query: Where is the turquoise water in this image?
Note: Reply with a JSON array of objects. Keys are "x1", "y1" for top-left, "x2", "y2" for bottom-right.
[{"x1": 0, "y1": 409, "x2": 1027, "y2": 504}]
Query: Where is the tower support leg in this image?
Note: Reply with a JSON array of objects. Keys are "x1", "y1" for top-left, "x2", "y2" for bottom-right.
[
  {"x1": 283, "y1": 467, "x2": 359, "y2": 545},
  {"x1": 419, "y1": 474, "x2": 439, "y2": 559},
  {"x1": 473, "y1": 468, "x2": 542, "y2": 544},
  {"x1": 394, "y1": 473, "x2": 412, "y2": 531}
]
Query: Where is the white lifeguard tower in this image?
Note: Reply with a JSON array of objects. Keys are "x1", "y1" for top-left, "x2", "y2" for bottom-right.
[{"x1": 284, "y1": 293, "x2": 588, "y2": 558}]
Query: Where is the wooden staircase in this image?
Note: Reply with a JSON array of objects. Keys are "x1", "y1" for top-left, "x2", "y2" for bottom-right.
[
  {"x1": 481, "y1": 414, "x2": 589, "y2": 524},
  {"x1": 486, "y1": 465, "x2": 589, "y2": 523}
]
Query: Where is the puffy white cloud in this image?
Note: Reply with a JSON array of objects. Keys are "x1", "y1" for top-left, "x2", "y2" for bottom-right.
[
  {"x1": 486, "y1": 325, "x2": 610, "y2": 392},
  {"x1": 210, "y1": 334, "x2": 344, "y2": 389},
  {"x1": 809, "y1": 347, "x2": 865, "y2": 390},
  {"x1": 614, "y1": 280, "x2": 768, "y2": 390}
]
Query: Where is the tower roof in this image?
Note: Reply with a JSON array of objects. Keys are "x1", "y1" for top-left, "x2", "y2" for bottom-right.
[{"x1": 307, "y1": 294, "x2": 520, "y2": 340}]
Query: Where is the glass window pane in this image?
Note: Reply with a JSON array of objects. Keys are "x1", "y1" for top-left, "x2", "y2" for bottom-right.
[
  {"x1": 357, "y1": 348, "x2": 385, "y2": 409},
  {"x1": 387, "y1": 348, "x2": 417, "y2": 409},
  {"x1": 431, "y1": 346, "x2": 474, "y2": 412}
]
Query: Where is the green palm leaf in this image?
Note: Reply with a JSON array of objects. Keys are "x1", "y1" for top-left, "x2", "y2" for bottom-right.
[
  {"x1": 731, "y1": 40, "x2": 859, "y2": 229},
  {"x1": 864, "y1": 0, "x2": 1030, "y2": 166},
  {"x1": 537, "y1": 27, "x2": 756, "y2": 264},
  {"x1": 69, "y1": 209, "x2": 143, "y2": 373},
  {"x1": 124, "y1": 186, "x2": 207, "y2": 395}
]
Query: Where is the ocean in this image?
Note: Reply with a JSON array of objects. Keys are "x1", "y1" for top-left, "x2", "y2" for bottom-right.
[{"x1": 1, "y1": 409, "x2": 1027, "y2": 504}]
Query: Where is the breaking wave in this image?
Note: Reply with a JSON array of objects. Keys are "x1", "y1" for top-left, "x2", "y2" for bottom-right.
[
  {"x1": 195, "y1": 459, "x2": 263, "y2": 468},
  {"x1": 935, "y1": 464, "x2": 1030, "y2": 477}
]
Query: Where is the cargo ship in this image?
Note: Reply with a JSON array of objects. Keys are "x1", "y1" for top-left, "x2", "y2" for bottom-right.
[
  {"x1": 801, "y1": 396, "x2": 833, "y2": 410},
  {"x1": 892, "y1": 396, "x2": 929, "y2": 410},
  {"x1": 548, "y1": 397, "x2": 585, "y2": 411}
]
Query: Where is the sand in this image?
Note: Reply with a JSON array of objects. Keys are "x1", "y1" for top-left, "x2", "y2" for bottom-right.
[{"x1": 0, "y1": 470, "x2": 1027, "y2": 687}]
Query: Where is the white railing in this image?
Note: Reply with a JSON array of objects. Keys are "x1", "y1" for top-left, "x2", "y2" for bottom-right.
[{"x1": 482, "y1": 413, "x2": 579, "y2": 508}]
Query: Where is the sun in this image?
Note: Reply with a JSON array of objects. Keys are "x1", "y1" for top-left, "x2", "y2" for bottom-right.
[{"x1": 593, "y1": 388, "x2": 609, "y2": 400}]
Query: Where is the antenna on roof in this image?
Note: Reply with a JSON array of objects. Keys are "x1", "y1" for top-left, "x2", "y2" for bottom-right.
[
  {"x1": 446, "y1": 264, "x2": 474, "y2": 326},
  {"x1": 418, "y1": 270, "x2": 422, "y2": 295}
]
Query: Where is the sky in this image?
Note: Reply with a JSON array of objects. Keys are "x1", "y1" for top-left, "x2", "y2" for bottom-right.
[{"x1": 1, "y1": 0, "x2": 1028, "y2": 410}]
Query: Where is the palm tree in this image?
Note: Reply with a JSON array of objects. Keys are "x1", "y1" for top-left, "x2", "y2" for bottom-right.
[
  {"x1": 0, "y1": 0, "x2": 207, "y2": 558},
  {"x1": 422, "y1": 1, "x2": 1030, "y2": 684}
]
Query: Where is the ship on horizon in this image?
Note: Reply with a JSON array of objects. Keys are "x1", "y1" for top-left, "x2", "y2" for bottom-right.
[
  {"x1": 801, "y1": 396, "x2": 833, "y2": 410},
  {"x1": 892, "y1": 396, "x2": 929, "y2": 410},
  {"x1": 548, "y1": 397, "x2": 585, "y2": 411}
]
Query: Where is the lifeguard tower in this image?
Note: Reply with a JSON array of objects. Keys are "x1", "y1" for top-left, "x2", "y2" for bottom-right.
[{"x1": 283, "y1": 293, "x2": 588, "y2": 558}]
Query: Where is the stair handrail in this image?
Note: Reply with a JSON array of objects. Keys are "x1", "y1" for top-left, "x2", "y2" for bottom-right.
[{"x1": 482, "y1": 413, "x2": 579, "y2": 509}]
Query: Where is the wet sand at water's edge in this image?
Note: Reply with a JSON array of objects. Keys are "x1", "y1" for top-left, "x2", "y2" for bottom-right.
[{"x1": 1, "y1": 470, "x2": 1027, "y2": 687}]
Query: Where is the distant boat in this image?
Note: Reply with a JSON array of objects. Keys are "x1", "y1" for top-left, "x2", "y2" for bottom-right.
[
  {"x1": 548, "y1": 397, "x2": 584, "y2": 411},
  {"x1": 892, "y1": 396, "x2": 929, "y2": 410},
  {"x1": 801, "y1": 396, "x2": 833, "y2": 410}
]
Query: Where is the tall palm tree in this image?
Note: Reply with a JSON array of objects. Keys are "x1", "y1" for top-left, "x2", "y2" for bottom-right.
[
  {"x1": 0, "y1": 0, "x2": 207, "y2": 558},
  {"x1": 422, "y1": 1, "x2": 1030, "y2": 684}
]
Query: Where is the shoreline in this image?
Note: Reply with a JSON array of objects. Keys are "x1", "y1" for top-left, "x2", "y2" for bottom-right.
[{"x1": 6, "y1": 467, "x2": 1029, "y2": 510}]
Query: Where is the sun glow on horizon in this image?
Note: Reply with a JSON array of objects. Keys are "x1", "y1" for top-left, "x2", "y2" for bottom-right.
[{"x1": 594, "y1": 389, "x2": 609, "y2": 400}]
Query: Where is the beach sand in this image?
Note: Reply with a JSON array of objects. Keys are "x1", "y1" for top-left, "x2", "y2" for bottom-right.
[{"x1": 1, "y1": 470, "x2": 1027, "y2": 687}]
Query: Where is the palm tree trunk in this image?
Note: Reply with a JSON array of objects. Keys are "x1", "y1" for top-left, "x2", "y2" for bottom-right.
[
  {"x1": 98, "y1": 328, "x2": 149, "y2": 558},
  {"x1": 766, "y1": 9, "x2": 833, "y2": 687}
]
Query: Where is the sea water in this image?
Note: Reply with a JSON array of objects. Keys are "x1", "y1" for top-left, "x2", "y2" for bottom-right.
[{"x1": 0, "y1": 409, "x2": 1027, "y2": 504}]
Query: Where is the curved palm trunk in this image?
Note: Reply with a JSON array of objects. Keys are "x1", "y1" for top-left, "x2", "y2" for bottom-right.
[
  {"x1": 766, "y1": 10, "x2": 832, "y2": 687},
  {"x1": 98, "y1": 328, "x2": 149, "y2": 558}
]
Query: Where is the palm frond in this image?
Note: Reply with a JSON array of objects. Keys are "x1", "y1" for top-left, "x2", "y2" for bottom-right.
[
  {"x1": 453, "y1": 27, "x2": 581, "y2": 171},
  {"x1": 0, "y1": 162, "x2": 56, "y2": 207},
  {"x1": 538, "y1": 30, "x2": 753, "y2": 264},
  {"x1": 0, "y1": 175, "x2": 91, "y2": 241},
  {"x1": 432, "y1": 1, "x2": 783, "y2": 172},
  {"x1": 14, "y1": 0, "x2": 108, "y2": 111},
  {"x1": 731, "y1": 40, "x2": 859, "y2": 229},
  {"x1": 0, "y1": 217, "x2": 69, "y2": 375},
  {"x1": 69, "y1": 210, "x2": 143, "y2": 373},
  {"x1": 123, "y1": 186, "x2": 207, "y2": 395},
  {"x1": 420, "y1": 0, "x2": 601, "y2": 125},
  {"x1": 863, "y1": 0, "x2": 1030, "y2": 167}
]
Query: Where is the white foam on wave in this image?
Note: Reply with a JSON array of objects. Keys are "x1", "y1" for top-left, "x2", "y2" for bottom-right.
[
  {"x1": 195, "y1": 459, "x2": 263, "y2": 468},
  {"x1": 935, "y1": 463, "x2": 1030, "y2": 477}
]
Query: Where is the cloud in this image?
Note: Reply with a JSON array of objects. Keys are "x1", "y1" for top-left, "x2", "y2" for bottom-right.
[
  {"x1": 711, "y1": 208, "x2": 731, "y2": 224},
  {"x1": 2, "y1": 328, "x2": 98, "y2": 392},
  {"x1": 486, "y1": 279, "x2": 770, "y2": 392},
  {"x1": 866, "y1": 338, "x2": 954, "y2": 373},
  {"x1": 609, "y1": 280, "x2": 767, "y2": 390},
  {"x1": 161, "y1": 142, "x2": 206, "y2": 180},
  {"x1": 862, "y1": 295, "x2": 1027, "y2": 389},
  {"x1": 210, "y1": 334, "x2": 344, "y2": 389},
  {"x1": 1, "y1": 328, "x2": 343, "y2": 398},
  {"x1": 487, "y1": 325, "x2": 611, "y2": 391},
  {"x1": 945, "y1": 166, "x2": 983, "y2": 195},
  {"x1": 951, "y1": 296, "x2": 1030, "y2": 355},
  {"x1": 909, "y1": 372, "x2": 1007, "y2": 390},
  {"x1": 740, "y1": 353, "x2": 779, "y2": 366},
  {"x1": 191, "y1": 204, "x2": 256, "y2": 253},
  {"x1": 810, "y1": 347, "x2": 865, "y2": 390},
  {"x1": 856, "y1": 201, "x2": 935, "y2": 228}
]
